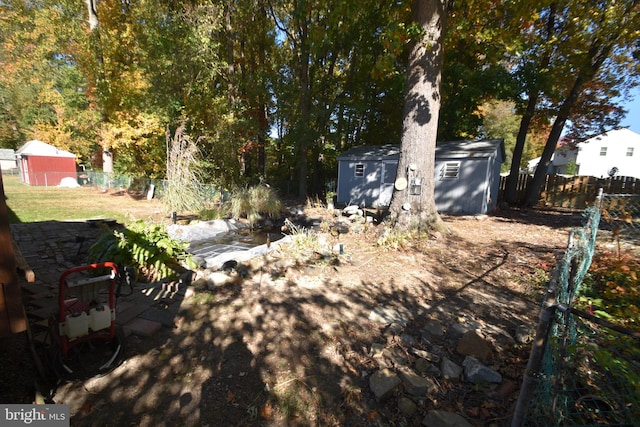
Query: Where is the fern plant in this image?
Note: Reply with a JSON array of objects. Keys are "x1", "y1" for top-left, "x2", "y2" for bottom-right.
[{"x1": 89, "y1": 220, "x2": 198, "y2": 282}]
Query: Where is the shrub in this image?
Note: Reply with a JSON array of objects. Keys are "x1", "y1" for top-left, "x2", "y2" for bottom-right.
[
  {"x1": 577, "y1": 249, "x2": 640, "y2": 330},
  {"x1": 89, "y1": 220, "x2": 198, "y2": 282}
]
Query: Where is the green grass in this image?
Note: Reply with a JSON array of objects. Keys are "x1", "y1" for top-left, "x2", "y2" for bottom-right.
[{"x1": 2, "y1": 173, "x2": 162, "y2": 224}]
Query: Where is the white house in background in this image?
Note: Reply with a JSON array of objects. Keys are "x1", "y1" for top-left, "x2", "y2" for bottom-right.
[
  {"x1": 0, "y1": 149, "x2": 17, "y2": 171},
  {"x1": 527, "y1": 128, "x2": 640, "y2": 179},
  {"x1": 527, "y1": 137, "x2": 577, "y2": 175},
  {"x1": 575, "y1": 128, "x2": 640, "y2": 178}
]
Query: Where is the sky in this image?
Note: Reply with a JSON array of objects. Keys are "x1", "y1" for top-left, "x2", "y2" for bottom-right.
[{"x1": 620, "y1": 87, "x2": 640, "y2": 133}]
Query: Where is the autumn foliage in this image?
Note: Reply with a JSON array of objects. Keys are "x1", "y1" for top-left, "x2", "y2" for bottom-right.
[{"x1": 577, "y1": 249, "x2": 640, "y2": 331}]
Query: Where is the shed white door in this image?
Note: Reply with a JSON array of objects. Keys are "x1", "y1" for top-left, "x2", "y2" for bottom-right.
[{"x1": 378, "y1": 160, "x2": 398, "y2": 207}]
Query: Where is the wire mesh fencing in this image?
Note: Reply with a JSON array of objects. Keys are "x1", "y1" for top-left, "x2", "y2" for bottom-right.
[
  {"x1": 600, "y1": 193, "x2": 640, "y2": 243},
  {"x1": 512, "y1": 202, "x2": 640, "y2": 426},
  {"x1": 82, "y1": 172, "x2": 224, "y2": 203}
]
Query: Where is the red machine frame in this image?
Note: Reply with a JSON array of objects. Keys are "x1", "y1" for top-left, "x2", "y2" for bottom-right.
[{"x1": 56, "y1": 262, "x2": 119, "y2": 356}]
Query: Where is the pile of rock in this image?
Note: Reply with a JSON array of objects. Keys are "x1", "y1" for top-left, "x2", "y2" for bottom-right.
[{"x1": 366, "y1": 308, "x2": 534, "y2": 426}]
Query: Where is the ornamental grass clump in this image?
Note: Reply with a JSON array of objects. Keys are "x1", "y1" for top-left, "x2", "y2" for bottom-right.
[{"x1": 227, "y1": 185, "x2": 282, "y2": 227}]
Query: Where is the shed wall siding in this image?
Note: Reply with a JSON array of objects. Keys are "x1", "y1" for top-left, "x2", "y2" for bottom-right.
[
  {"x1": 434, "y1": 158, "x2": 490, "y2": 214},
  {"x1": 337, "y1": 141, "x2": 504, "y2": 215},
  {"x1": 20, "y1": 156, "x2": 77, "y2": 186},
  {"x1": 338, "y1": 160, "x2": 382, "y2": 207}
]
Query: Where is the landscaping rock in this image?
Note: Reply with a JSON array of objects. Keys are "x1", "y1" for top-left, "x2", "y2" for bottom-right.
[
  {"x1": 369, "y1": 343, "x2": 391, "y2": 368},
  {"x1": 456, "y1": 330, "x2": 493, "y2": 362},
  {"x1": 414, "y1": 358, "x2": 431, "y2": 373},
  {"x1": 206, "y1": 271, "x2": 234, "y2": 289},
  {"x1": 342, "y1": 205, "x2": 360, "y2": 215},
  {"x1": 483, "y1": 322, "x2": 516, "y2": 345},
  {"x1": 410, "y1": 347, "x2": 441, "y2": 363},
  {"x1": 441, "y1": 357, "x2": 462, "y2": 380},
  {"x1": 462, "y1": 356, "x2": 502, "y2": 384},
  {"x1": 398, "y1": 396, "x2": 418, "y2": 417},
  {"x1": 382, "y1": 347, "x2": 409, "y2": 368},
  {"x1": 422, "y1": 319, "x2": 445, "y2": 338},
  {"x1": 369, "y1": 369, "x2": 401, "y2": 401},
  {"x1": 427, "y1": 364, "x2": 442, "y2": 377},
  {"x1": 422, "y1": 410, "x2": 473, "y2": 427},
  {"x1": 400, "y1": 333, "x2": 416, "y2": 347},
  {"x1": 449, "y1": 318, "x2": 482, "y2": 337},
  {"x1": 399, "y1": 368, "x2": 437, "y2": 397}
]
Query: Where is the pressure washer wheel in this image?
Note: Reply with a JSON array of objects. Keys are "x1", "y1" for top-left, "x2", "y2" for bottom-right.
[{"x1": 50, "y1": 325, "x2": 126, "y2": 381}]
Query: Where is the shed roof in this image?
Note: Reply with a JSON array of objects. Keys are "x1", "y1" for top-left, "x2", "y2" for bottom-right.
[
  {"x1": 338, "y1": 139, "x2": 505, "y2": 162},
  {"x1": 337, "y1": 144, "x2": 401, "y2": 161},
  {"x1": 16, "y1": 140, "x2": 75, "y2": 158},
  {"x1": 436, "y1": 139, "x2": 505, "y2": 160}
]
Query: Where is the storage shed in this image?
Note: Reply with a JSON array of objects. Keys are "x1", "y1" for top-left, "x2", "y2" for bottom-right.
[
  {"x1": 16, "y1": 140, "x2": 77, "y2": 186},
  {"x1": 336, "y1": 139, "x2": 505, "y2": 215}
]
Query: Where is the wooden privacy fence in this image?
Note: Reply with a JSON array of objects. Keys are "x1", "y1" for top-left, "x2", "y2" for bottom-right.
[{"x1": 499, "y1": 174, "x2": 640, "y2": 210}]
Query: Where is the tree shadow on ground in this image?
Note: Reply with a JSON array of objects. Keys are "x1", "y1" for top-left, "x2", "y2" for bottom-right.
[
  {"x1": 490, "y1": 207, "x2": 586, "y2": 229},
  {"x1": 43, "y1": 211, "x2": 578, "y2": 426}
]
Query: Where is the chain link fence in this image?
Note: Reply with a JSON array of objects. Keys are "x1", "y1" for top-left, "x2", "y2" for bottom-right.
[
  {"x1": 600, "y1": 193, "x2": 640, "y2": 243},
  {"x1": 512, "y1": 203, "x2": 640, "y2": 426},
  {"x1": 82, "y1": 171, "x2": 226, "y2": 203}
]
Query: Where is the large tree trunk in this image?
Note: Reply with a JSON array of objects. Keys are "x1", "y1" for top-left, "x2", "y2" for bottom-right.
[
  {"x1": 387, "y1": 0, "x2": 446, "y2": 231},
  {"x1": 85, "y1": 0, "x2": 110, "y2": 172},
  {"x1": 505, "y1": 5, "x2": 556, "y2": 205},
  {"x1": 505, "y1": 94, "x2": 538, "y2": 205},
  {"x1": 296, "y1": 33, "x2": 311, "y2": 198},
  {"x1": 523, "y1": 38, "x2": 615, "y2": 206},
  {"x1": 85, "y1": 0, "x2": 99, "y2": 30}
]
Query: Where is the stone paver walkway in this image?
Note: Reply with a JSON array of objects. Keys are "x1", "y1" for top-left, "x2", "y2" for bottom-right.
[
  {"x1": 11, "y1": 219, "x2": 282, "y2": 344},
  {"x1": 10, "y1": 220, "x2": 188, "y2": 342}
]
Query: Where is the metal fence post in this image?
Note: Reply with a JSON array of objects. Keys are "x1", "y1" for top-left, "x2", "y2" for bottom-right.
[{"x1": 511, "y1": 267, "x2": 560, "y2": 427}]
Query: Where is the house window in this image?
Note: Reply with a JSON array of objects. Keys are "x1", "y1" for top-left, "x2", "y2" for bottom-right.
[
  {"x1": 440, "y1": 162, "x2": 460, "y2": 180},
  {"x1": 600, "y1": 147, "x2": 607, "y2": 156},
  {"x1": 627, "y1": 147, "x2": 634, "y2": 157},
  {"x1": 355, "y1": 163, "x2": 364, "y2": 177}
]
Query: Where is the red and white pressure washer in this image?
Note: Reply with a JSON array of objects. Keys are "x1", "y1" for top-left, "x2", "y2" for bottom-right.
[{"x1": 49, "y1": 262, "x2": 133, "y2": 379}]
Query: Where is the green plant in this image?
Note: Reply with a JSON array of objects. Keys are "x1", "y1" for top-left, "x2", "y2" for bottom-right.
[
  {"x1": 325, "y1": 191, "x2": 335, "y2": 207},
  {"x1": 530, "y1": 267, "x2": 551, "y2": 289},
  {"x1": 577, "y1": 249, "x2": 640, "y2": 330},
  {"x1": 564, "y1": 158, "x2": 578, "y2": 175},
  {"x1": 227, "y1": 185, "x2": 281, "y2": 227},
  {"x1": 281, "y1": 218, "x2": 320, "y2": 253},
  {"x1": 89, "y1": 220, "x2": 198, "y2": 282},
  {"x1": 198, "y1": 206, "x2": 225, "y2": 220},
  {"x1": 376, "y1": 227, "x2": 413, "y2": 249}
]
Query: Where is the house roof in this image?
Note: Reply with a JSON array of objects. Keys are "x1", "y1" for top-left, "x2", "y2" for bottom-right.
[
  {"x1": 337, "y1": 139, "x2": 505, "y2": 162},
  {"x1": 580, "y1": 127, "x2": 640, "y2": 146},
  {"x1": 16, "y1": 140, "x2": 76, "y2": 158},
  {"x1": 0, "y1": 149, "x2": 16, "y2": 161}
]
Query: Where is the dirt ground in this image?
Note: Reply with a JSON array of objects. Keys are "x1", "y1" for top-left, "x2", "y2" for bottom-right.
[{"x1": 2, "y1": 202, "x2": 616, "y2": 426}]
